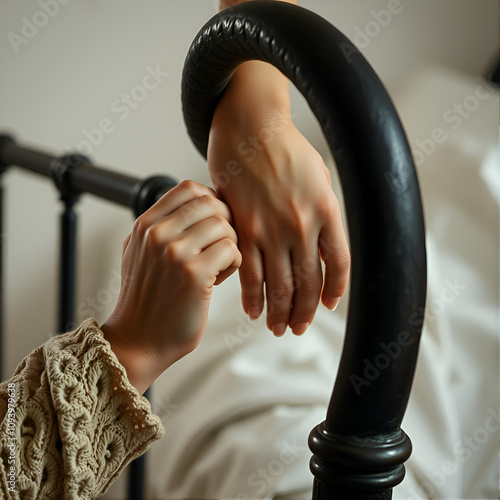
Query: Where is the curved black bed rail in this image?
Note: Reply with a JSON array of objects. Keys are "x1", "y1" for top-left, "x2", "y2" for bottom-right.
[{"x1": 181, "y1": 2, "x2": 427, "y2": 498}]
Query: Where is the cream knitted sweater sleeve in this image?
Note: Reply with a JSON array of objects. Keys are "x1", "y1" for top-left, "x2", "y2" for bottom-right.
[{"x1": 0, "y1": 319, "x2": 165, "y2": 500}]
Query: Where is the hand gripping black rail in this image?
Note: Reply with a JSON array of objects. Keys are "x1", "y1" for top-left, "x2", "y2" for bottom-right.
[{"x1": 181, "y1": 2, "x2": 427, "y2": 498}]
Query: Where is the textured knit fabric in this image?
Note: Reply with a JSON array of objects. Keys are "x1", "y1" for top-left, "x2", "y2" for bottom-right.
[{"x1": 0, "y1": 319, "x2": 165, "y2": 500}]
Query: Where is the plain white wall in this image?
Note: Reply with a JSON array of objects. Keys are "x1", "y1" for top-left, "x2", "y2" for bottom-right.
[{"x1": 0, "y1": 0, "x2": 497, "y2": 378}]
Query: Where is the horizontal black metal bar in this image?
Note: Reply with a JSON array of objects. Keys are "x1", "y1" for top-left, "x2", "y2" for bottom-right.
[
  {"x1": 0, "y1": 137, "x2": 140, "y2": 209},
  {"x1": 0, "y1": 135, "x2": 177, "y2": 212},
  {"x1": 69, "y1": 161, "x2": 141, "y2": 208},
  {"x1": 0, "y1": 141, "x2": 54, "y2": 176}
]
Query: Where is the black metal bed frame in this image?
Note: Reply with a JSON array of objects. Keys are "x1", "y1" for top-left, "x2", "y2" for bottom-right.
[{"x1": 0, "y1": 2, "x2": 426, "y2": 499}]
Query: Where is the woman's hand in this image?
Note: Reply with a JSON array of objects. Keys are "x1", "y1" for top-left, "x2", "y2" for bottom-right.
[
  {"x1": 208, "y1": 61, "x2": 350, "y2": 337},
  {"x1": 101, "y1": 180, "x2": 241, "y2": 394}
]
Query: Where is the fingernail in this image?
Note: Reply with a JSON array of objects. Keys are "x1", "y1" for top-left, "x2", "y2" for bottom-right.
[
  {"x1": 248, "y1": 307, "x2": 261, "y2": 320},
  {"x1": 272, "y1": 323, "x2": 287, "y2": 337},
  {"x1": 292, "y1": 322, "x2": 309, "y2": 336},
  {"x1": 326, "y1": 298, "x2": 340, "y2": 311}
]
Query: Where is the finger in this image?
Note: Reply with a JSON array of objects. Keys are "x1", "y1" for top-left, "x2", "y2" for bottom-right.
[
  {"x1": 288, "y1": 245, "x2": 322, "y2": 335},
  {"x1": 196, "y1": 238, "x2": 242, "y2": 286},
  {"x1": 138, "y1": 179, "x2": 216, "y2": 227},
  {"x1": 264, "y1": 248, "x2": 294, "y2": 336},
  {"x1": 172, "y1": 195, "x2": 233, "y2": 232},
  {"x1": 238, "y1": 242, "x2": 265, "y2": 320},
  {"x1": 177, "y1": 215, "x2": 238, "y2": 253},
  {"x1": 215, "y1": 259, "x2": 241, "y2": 286},
  {"x1": 319, "y1": 219, "x2": 351, "y2": 311},
  {"x1": 145, "y1": 202, "x2": 235, "y2": 252}
]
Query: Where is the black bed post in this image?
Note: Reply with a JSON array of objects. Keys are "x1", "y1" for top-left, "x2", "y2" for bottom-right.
[
  {"x1": 181, "y1": 2, "x2": 427, "y2": 497},
  {"x1": 59, "y1": 198, "x2": 78, "y2": 333},
  {"x1": 50, "y1": 154, "x2": 86, "y2": 334}
]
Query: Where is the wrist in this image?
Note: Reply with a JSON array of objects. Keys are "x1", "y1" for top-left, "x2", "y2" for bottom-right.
[
  {"x1": 216, "y1": 61, "x2": 293, "y2": 133},
  {"x1": 100, "y1": 319, "x2": 169, "y2": 395},
  {"x1": 232, "y1": 61, "x2": 291, "y2": 109}
]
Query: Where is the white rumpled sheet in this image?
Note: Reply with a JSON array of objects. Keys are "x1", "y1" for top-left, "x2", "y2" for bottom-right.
[{"x1": 104, "y1": 66, "x2": 499, "y2": 499}]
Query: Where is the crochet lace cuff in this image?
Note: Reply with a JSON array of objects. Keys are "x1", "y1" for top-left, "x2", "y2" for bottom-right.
[{"x1": 0, "y1": 319, "x2": 165, "y2": 499}]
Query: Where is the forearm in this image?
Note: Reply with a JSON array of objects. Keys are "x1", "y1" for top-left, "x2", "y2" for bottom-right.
[
  {"x1": 217, "y1": 0, "x2": 298, "y2": 123},
  {"x1": 0, "y1": 320, "x2": 164, "y2": 498}
]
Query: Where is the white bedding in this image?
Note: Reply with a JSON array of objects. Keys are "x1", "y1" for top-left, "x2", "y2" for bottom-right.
[{"x1": 103, "y1": 66, "x2": 499, "y2": 499}]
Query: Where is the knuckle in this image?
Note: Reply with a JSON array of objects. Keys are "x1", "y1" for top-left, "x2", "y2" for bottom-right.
[
  {"x1": 197, "y1": 194, "x2": 216, "y2": 207},
  {"x1": 276, "y1": 282, "x2": 295, "y2": 297},
  {"x1": 288, "y1": 218, "x2": 308, "y2": 243},
  {"x1": 144, "y1": 225, "x2": 163, "y2": 248},
  {"x1": 232, "y1": 242, "x2": 243, "y2": 263},
  {"x1": 182, "y1": 261, "x2": 200, "y2": 284},
  {"x1": 300, "y1": 277, "x2": 322, "y2": 296},
  {"x1": 178, "y1": 179, "x2": 199, "y2": 194},
  {"x1": 215, "y1": 215, "x2": 236, "y2": 241},
  {"x1": 239, "y1": 212, "x2": 263, "y2": 240},
  {"x1": 132, "y1": 215, "x2": 149, "y2": 237},
  {"x1": 317, "y1": 196, "x2": 341, "y2": 224},
  {"x1": 284, "y1": 207, "x2": 316, "y2": 244},
  {"x1": 227, "y1": 225, "x2": 238, "y2": 244},
  {"x1": 241, "y1": 269, "x2": 263, "y2": 288},
  {"x1": 122, "y1": 234, "x2": 131, "y2": 251},
  {"x1": 222, "y1": 236, "x2": 236, "y2": 249},
  {"x1": 165, "y1": 240, "x2": 184, "y2": 264},
  {"x1": 212, "y1": 213, "x2": 228, "y2": 227},
  {"x1": 222, "y1": 237, "x2": 238, "y2": 256},
  {"x1": 269, "y1": 281, "x2": 294, "y2": 306},
  {"x1": 334, "y1": 250, "x2": 351, "y2": 274},
  {"x1": 283, "y1": 204, "x2": 304, "y2": 231},
  {"x1": 187, "y1": 194, "x2": 217, "y2": 217}
]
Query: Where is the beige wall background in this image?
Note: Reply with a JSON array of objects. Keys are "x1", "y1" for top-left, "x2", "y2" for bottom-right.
[{"x1": 0, "y1": 0, "x2": 497, "y2": 378}]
